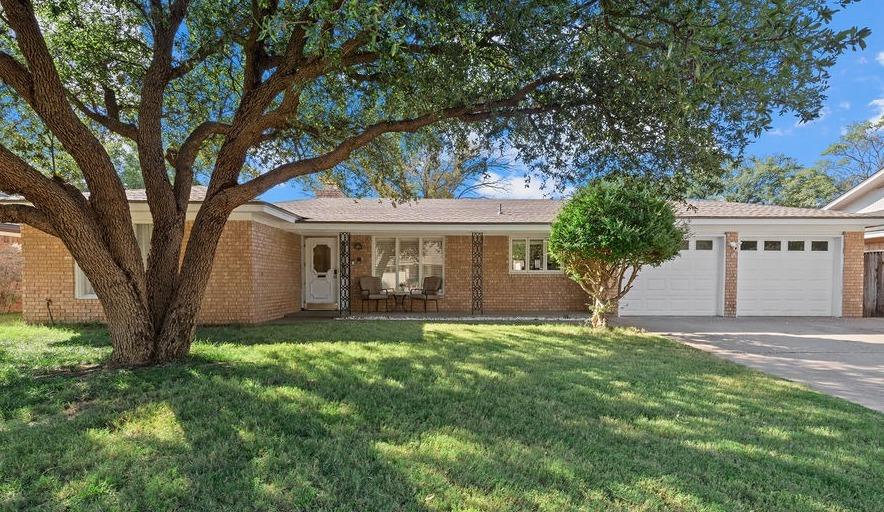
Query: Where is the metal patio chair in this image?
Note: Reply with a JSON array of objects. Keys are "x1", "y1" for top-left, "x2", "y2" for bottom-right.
[{"x1": 409, "y1": 276, "x2": 443, "y2": 312}]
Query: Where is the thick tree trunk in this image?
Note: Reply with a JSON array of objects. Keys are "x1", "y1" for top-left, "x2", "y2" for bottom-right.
[
  {"x1": 102, "y1": 286, "x2": 156, "y2": 366},
  {"x1": 151, "y1": 202, "x2": 233, "y2": 362}
]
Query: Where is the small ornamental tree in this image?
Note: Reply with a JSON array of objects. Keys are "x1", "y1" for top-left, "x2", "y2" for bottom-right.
[{"x1": 548, "y1": 180, "x2": 685, "y2": 328}]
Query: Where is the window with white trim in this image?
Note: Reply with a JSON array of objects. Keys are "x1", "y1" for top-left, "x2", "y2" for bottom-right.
[
  {"x1": 373, "y1": 237, "x2": 444, "y2": 292},
  {"x1": 75, "y1": 223, "x2": 153, "y2": 299},
  {"x1": 510, "y1": 237, "x2": 560, "y2": 273}
]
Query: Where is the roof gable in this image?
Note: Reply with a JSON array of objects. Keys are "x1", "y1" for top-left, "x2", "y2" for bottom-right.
[{"x1": 824, "y1": 167, "x2": 884, "y2": 212}]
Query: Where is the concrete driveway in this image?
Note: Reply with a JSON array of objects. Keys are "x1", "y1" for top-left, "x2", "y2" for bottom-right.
[{"x1": 616, "y1": 317, "x2": 884, "y2": 412}]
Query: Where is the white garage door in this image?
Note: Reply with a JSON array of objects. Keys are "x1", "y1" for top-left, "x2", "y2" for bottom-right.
[
  {"x1": 737, "y1": 238, "x2": 838, "y2": 316},
  {"x1": 620, "y1": 237, "x2": 722, "y2": 316}
]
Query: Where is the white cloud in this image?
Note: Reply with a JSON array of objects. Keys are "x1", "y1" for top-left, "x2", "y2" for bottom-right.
[
  {"x1": 768, "y1": 127, "x2": 793, "y2": 137},
  {"x1": 473, "y1": 172, "x2": 571, "y2": 199},
  {"x1": 877, "y1": 51, "x2": 884, "y2": 66},
  {"x1": 839, "y1": 100, "x2": 851, "y2": 110},
  {"x1": 870, "y1": 98, "x2": 884, "y2": 122}
]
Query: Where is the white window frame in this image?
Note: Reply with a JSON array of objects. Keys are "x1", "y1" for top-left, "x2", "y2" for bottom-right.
[
  {"x1": 75, "y1": 223, "x2": 153, "y2": 300},
  {"x1": 371, "y1": 236, "x2": 445, "y2": 293},
  {"x1": 508, "y1": 236, "x2": 563, "y2": 274}
]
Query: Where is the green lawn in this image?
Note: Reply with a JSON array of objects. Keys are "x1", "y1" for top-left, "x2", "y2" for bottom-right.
[{"x1": 0, "y1": 316, "x2": 881, "y2": 511}]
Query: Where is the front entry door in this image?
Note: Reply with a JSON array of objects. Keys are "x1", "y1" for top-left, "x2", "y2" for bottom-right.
[{"x1": 305, "y1": 237, "x2": 338, "y2": 309}]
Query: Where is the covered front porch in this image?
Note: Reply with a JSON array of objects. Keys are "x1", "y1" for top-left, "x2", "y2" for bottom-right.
[{"x1": 296, "y1": 229, "x2": 586, "y2": 316}]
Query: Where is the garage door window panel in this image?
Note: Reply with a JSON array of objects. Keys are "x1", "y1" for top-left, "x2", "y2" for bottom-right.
[
  {"x1": 811, "y1": 241, "x2": 829, "y2": 252},
  {"x1": 788, "y1": 241, "x2": 805, "y2": 251},
  {"x1": 764, "y1": 241, "x2": 782, "y2": 251},
  {"x1": 741, "y1": 240, "x2": 757, "y2": 251}
]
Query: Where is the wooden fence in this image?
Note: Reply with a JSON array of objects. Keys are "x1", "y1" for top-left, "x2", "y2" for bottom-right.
[{"x1": 863, "y1": 251, "x2": 884, "y2": 317}]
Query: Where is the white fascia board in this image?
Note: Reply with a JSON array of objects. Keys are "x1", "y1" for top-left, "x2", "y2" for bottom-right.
[
  {"x1": 824, "y1": 166, "x2": 884, "y2": 210},
  {"x1": 128, "y1": 202, "x2": 301, "y2": 229}
]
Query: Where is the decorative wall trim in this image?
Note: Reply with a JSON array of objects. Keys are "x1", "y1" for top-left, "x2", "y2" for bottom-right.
[
  {"x1": 471, "y1": 232, "x2": 483, "y2": 314},
  {"x1": 339, "y1": 232, "x2": 351, "y2": 316}
]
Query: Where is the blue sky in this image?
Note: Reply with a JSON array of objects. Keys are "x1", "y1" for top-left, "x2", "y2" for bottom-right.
[{"x1": 261, "y1": 2, "x2": 884, "y2": 203}]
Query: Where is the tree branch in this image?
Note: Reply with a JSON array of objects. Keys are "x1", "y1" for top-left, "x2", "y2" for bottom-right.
[
  {"x1": 69, "y1": 94, "x2": 139, "y2": 139},
  {"x1": 169, "y1": 121, "x2": 230, "y2": 209},
  {"x1": 230, "y1": 74, "x2": 565, "y2": 201},
  {"x1": 0, "y1": 203, "x2": 56, "y2": 236}
]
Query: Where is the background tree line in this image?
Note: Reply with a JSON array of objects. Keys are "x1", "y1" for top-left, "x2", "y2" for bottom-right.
[{"x1": 693, "y1": 119, "x2": 884, "y2": 208}]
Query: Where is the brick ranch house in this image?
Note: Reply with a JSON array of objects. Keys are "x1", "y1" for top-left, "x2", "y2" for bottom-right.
[{"x1": 9, "y1": 186, "x2": 884, "y2": 324}]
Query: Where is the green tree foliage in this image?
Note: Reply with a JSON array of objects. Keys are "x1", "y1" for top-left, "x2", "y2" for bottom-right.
[
  {"x1": 694, "y1": 155, "x2": 839, "y2": 208},
  {"x1": 822, "y1": 118, "x2": 884, "y2": 187},
  {"x1": 548, "y1": 180, "x2": 685, "y2": 328},
  {"x1": 304, "y1": 129, "x2": 509, "y2": 199}
]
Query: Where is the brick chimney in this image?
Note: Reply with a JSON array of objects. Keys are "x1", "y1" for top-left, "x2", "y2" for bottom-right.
[{"x1": 315, "y1": 186, "x2": 345, "y2": 198}]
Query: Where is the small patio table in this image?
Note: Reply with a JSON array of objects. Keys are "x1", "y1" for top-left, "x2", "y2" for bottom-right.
[{"x1": 390, "y1": 291, "x2": 409, "y2": 312}]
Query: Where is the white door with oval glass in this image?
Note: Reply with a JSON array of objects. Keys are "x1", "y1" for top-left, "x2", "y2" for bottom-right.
[{"x1": 305, "y1": 237, "x2": 338, "y2": 309}]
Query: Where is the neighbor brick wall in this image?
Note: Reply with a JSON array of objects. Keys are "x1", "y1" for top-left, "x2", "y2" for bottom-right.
[
  {"x1": 0, "y1": 233, "x2": 22, "y2": 313},
  {"x1": 724, "y1": 232, "x2": 738, "y2": 317},
  {"x1": 842, "y1": 231, "x2": 864, "y2": 318},
  {"x1": 22, "y1": 220, "x2": 299, "y2": 324},
  {"x1": 0, "y1": 234, "x2": 19, "y2": 249}
]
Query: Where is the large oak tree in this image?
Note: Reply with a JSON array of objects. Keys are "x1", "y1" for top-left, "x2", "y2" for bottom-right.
[{"x1": 0, "y1": 0, "x2": 868, "y2": 365}]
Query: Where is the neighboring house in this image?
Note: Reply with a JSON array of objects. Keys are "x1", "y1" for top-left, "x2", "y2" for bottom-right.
[
  {"x1": 6, "y1": 186, "x2": 883, "y2": 324},
  {"x1": 824, "y1": 167, "x2": 884, "y2": 251},
  {"x1": 0, "y1": 223, "x2": 22, "y2": 313},
  {"x1": 0, "y1": 223, "x2": 20, "y2": 249}
]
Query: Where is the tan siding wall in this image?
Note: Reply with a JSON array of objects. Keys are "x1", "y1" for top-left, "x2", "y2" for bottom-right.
[
  {"x1": 842, "y1": 231, "x2": 864, "y2": 318},
  {"x1": 22, "y1": 220, "x2": 298, "y2": 325},
  {"x1": 251, "y1": 224, "x2": 300, "y2": 322}
]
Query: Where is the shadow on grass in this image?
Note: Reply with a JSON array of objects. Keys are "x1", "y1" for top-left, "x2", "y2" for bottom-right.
[{"x1": 0, "y1": 321, "x2": 882, "y2": 511}]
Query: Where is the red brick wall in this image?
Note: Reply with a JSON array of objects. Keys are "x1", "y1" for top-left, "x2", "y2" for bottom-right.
[
  {"x1": 482, "y1": 236, "x2": 586, "y2": 313},
  {"x1": 21, "y1": 225, "x2": 104, "y2": 323},
  {"x1": 21, "y1": 220, "x2": 299, "y2": 324},
  {"x1": 347, "y1": 234, "x2": 586, "y2": 313},
  {"x1": 251, "y1": 223, "x2": 300, "y2": 322},
  {"x1": 187, "y1": 221, "x2": 255, "y2": 324},
  {"x1": 842, "y1": 231, "x2": 864, "y2": 318},
  {"x1": 724, "y1": 232, "x2": 738, "y2": 317}
]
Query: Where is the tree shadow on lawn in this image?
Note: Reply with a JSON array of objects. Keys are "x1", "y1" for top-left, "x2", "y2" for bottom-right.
[{"x1": 1, "y1": 322, "x2": 882, "y2": 511}]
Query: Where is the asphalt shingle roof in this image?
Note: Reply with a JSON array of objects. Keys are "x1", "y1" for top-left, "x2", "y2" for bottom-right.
[
  {"x1": 3, "y1": 187, "x2": 879, "y2": 223},
  {"x1": 274, "y1": 197, "x2": 880, "y2": 223}
]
